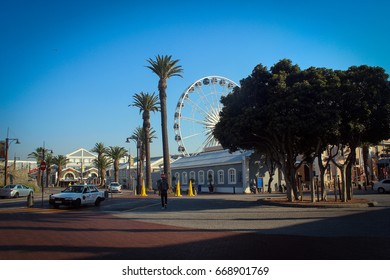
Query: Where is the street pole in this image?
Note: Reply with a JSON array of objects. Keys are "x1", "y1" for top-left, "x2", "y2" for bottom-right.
[
  {"x1": 3, "y1": 128, "x2": 20, "y2": 186},
  {"x1": 41, "y1": 145, "x2": 45, "y2": 207}
]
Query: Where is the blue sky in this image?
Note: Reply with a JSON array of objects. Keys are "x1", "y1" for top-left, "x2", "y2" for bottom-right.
[{"x1": 1, "y1": 0, "x2": 389, "y2": 160}]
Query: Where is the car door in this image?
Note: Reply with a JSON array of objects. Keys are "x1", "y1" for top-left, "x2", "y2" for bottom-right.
[
  {"x1": 83, "y1": 186, "x2": 95, "y2": 204},
  {"x1": 21, "y1": 185, "x2": 29, "y2": 196},
  {"x1": 16, "y1": 185, "x2": 24, "y2": 196},
  {"x1": 382, "y1": 180, "x2": 390, "y2": 191},
  {"x1": 89, "y1": 186, "x2": 99, "y2": 202}
]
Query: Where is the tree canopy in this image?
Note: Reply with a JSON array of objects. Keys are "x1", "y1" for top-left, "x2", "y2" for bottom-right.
[{"x1": 214, "y1": 59, "x2": 390, "y2": 201}]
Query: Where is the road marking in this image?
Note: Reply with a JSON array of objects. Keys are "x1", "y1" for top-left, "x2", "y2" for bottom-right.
[
  {"x1": 0, "y1": 207, "x2": 63, "y2": 214},
  {"x1": 121, "y1": 202, "x2": 161, "y2": 212}
]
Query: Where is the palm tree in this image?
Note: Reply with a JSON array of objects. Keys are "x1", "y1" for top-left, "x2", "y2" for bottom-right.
[
  {"x1": 131, "y1": 127, "x2": 158, "y2": 192},
  {"x1": 91, "y1": 142, "x2": 109, "y2": 186},
  {"x1": 93, "y1": 155, "x2": 112, "y2": 187},
  {"x1": 131, "y1": 91, "x2": 160, "y2": 190},
  {"x1": 106, "y1": 146, "x2": 127, "y2": 183},
  {"x1": 52, "y1": 155, "x2": 68, "y2": 187},
  {"x1": 45, "y1": 153, "x2": 54, "y2": 187},
  {"x1": 132, "y1": 127, "x2": 145, "y2": 193},
  {"x1": 28, "y1": 147, "x2": 46, "y2": 187},
  {"x1": 146, "y1": 54, "x2": 183, "y2": 189}
]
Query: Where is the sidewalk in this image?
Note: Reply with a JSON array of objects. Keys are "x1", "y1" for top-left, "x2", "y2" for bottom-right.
[{"x1": 0, "y1": 193, "x2": 389, "y2": 260}]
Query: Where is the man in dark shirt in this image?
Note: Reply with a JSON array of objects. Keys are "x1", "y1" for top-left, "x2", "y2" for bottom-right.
[{"x1": 159, "y1": 177, "x2": 168, "y2": 209}]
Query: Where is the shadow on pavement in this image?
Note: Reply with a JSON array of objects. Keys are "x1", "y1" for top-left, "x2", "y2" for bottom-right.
[{"x1": 0, "y1": 195, "x2": 389, "y2": 260}]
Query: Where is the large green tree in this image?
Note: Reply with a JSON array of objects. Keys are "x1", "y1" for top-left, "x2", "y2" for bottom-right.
[
  {"x1": 131, "y1": 92, "x2": 160, "y2": 190},
  {"x1": 214, "y1": 59, "x2": 390, "y2": 202},
  {"x1": 331, "y1": 66, "x2": 390, "y2": 201},
  {"x1": 146, "y1": 55, "x2": 183, "y2": 189},
  {"x1": 215, "y1": 60, "x2": 308, "y2": 201}
]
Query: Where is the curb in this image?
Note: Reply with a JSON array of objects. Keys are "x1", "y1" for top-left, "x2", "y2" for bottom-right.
[{"x1": 258, "y1": 198, "x2": 378, "y2": 208}]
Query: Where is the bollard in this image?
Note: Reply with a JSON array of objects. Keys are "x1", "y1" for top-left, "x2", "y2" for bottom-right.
[{"x1": 27, "y1": 193, "x2": 34, "y2": 207}]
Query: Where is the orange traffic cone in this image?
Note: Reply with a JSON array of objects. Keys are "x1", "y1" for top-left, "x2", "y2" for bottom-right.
[
  {"x1": 140, "y1": 182, "x2": 148, "y2": 196},
  {"x1": 188, "y1": 180, "x2": 195, "y2": 196},
  {"x1": 176, "y1": 180, "x2": 182, "y2": 197}
]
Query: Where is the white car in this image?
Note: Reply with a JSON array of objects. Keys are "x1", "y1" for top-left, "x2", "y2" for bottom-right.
[
  {"x1": 373, "y1": 179, "x2": 390, "y2": 193},
  {"x1": 108, "y1": 182, "x2": 122, "y2": 193},
  {"x1": 49, "y1": 184, "x2": 105, "y2": 208},
  {"x1": 0, "y1": 184, "x2": 34, "y2": 198}
]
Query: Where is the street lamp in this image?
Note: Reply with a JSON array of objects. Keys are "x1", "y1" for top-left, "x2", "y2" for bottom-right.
[
  {"x1": 3, "y1": 128, "x2": 20, "y2": 186},
  {"x1": 126, "y1": 136, "x2": 140, "y2": 195}
]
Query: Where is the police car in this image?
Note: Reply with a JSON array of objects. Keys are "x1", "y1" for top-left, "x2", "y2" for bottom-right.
[{"x1": 49, "y1": 184, "x2": 105, "y2": 208}]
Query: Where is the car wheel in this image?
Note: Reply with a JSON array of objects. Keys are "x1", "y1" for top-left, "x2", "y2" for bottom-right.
[
  {"x1": 74, "y1": 199, "x2": 81, "y2": 208},
  {"x1": 14, "y1": 192, "x2": 19, "y2": 198},
  {"x1": 95, "y1": 198, "x2": 101, "y2": 207},
  {"x1": 378, "y1": 187, "x2": 385, "y2": 194}
]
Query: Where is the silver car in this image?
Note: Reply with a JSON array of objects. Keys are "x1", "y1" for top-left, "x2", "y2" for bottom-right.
[
  {"x1": 0, "y1": 184, "x2": 34, "y2": 198},
  {"x1": 108, "y1": 182, "x2": 122, "y2": 193},
  {"x1": 373, "y1": 179, "x2": 390, "y2": 193}
]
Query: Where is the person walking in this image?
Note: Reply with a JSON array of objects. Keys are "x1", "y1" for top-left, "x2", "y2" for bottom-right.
[{"x1": 159, "y1": 176, "x2": 168, "y2": 209}]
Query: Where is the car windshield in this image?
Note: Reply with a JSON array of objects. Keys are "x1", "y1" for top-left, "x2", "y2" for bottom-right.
[
  {"x1": 4, "y1": 185, "x2": 16, "y2": 189},
  {"x1": 62, "y1": 186, "x2": 84, "y2": 193},
  {"x1": 111, "y1": 183, "x2": 119, "y2": 186}
]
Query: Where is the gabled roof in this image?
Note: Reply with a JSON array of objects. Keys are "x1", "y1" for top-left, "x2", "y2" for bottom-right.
[
  {"x1": 171, "y1": 149, "x2": 252, "y2": 169},
  {"x1": 66, "y1": 148, "x2": 97, "y2": 158}
]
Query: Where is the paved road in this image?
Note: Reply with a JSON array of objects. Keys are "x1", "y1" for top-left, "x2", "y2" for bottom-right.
[{"x1": 0, "y1": 190, "x2": 389, "y2": 260}]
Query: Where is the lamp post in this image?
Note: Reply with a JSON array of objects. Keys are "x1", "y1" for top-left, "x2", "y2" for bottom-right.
[
  {"x1": 126, "y1": 136, "x2": 140, "y2": 195},
  {"x1": 4, "y1": 128, "x2": 20, "y2": 186}
]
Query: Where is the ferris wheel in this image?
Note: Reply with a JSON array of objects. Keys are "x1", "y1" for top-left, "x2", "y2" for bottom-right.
[{"x1": 174, "y1": 75, "x2": 240, "y2": 157}]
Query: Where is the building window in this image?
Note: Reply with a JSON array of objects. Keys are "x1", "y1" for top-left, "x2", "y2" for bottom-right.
[
  {"x1": 218, "y1": 170, "x2": 224, "y2": 184},
  {"x1": 189, "y1": 171, "x2": 196, "y2": 182},
  {"x1": 174, "y1": 172, "x2": 180, "y2": 183},
  {"x1": 182, "y1": 172, "x2": 188, "y2": 184},
  {"x1": 207, "y1": 170, "x2": 214, "y2": 185},
  {"x1": 198, "y1": 171, "x2": 205, "y2": 185},
  {"x1": 228, "y1": 168, "x2": 236, "y2": 184}
]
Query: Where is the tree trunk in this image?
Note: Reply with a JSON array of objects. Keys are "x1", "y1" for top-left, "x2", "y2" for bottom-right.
[
  {"x1": 144, "y1": 111, "x2": 152, "y2": 190},
  {"x1": 56, "y1": 165, "x2": 62, "y2": 187},
  {"x1": 114, "y1": 161, "x2": 119, "y2": 182},
  {"x1": 159, "y1": 79, "x2": 171, "y2": 190},
  {"x1": 362, "y1": 144, "x2": 370, "y2": 186},
  {"x1": 309, "y1": 163, "x2": 315, "y2": 203},
  {"x1": 101, "y1": 168, "x2": 106, "y2": 187},
  {"x1": 340, "y1": 165, "x2": 347, "y2": 202}
]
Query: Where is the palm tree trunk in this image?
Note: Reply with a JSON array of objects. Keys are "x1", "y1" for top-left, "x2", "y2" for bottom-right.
[
  {"x1": 114, "y1": 161, "x2": 119, "y2": 182},
  {"x1": 101, "y1": 168, "x2": 106, "y2": 187},
  {"x1": 144, "y1": 111, "x2": 152, "y2": 190},
  {"x1": 159, "y1": 79, "x2": 171, "y2": 189}
]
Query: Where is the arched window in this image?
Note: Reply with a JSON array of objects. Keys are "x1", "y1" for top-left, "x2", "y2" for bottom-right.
[
  {"x1": 189, "y1": 171, "x2": 196, "y2": 182},
  {"x1": 198, "y1": 170, "x2": 205, "y2": 184},
  {"x1": 175, "y1": 172, "x2": 180, "y2": 183},
  {"x1": 182, "y1": 172, "x2": 188, "y2": 185},
  {"x1": 228, "y1": 168, "x2": 236, "y2": 184},
  {"x1": 207, "y1": 170, "x2": 214, "y2": 184},
  {"x1": 217, "y1": 170, "x2": 224, "y2": 184}
]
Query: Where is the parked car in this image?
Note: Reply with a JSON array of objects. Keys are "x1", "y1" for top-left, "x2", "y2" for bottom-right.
[
  {"x1": 108, "y1": 182, "x2": 122, "y2": 193},
  {"x1": 373, "y1": 179, "x2": 390, "y2": 193},
  {"x1": 49, "y1": 184, "x2": 105, "y2": 208},
  {"x1": 0, "y1": 184, "x2": 34, "y2": 198}
]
